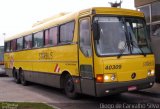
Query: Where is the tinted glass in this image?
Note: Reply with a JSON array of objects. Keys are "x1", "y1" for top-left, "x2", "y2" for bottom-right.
[
  {"x1": 33, "y1": 31, "x2": 44, "y2": 48},
  {"x1": 17, "y1": 38, "x2": 23, "y2": 50},
  {"x1": 24, "y1": 35, "x2": 32, "y2": 49},
  {"x1": 5, "y1": 42, "x2": 10, "y2": 52},
  {"x1": 45, "y1": 30, "x2": 50, "y2": 46},
  {"x1": 11, "y1": 40, "x2": 16, "y2": 51},
  {"x1": 60, "y1": 21, "x2": 74, "y2": 43},
  {"x1": 50, "y1": 27, "x2": 58, "y2": 46}
]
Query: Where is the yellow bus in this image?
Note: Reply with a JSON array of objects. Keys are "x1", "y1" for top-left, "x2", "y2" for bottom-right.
[{"x1": 4, "y1": 7, "x2": 155, "y2": 98}]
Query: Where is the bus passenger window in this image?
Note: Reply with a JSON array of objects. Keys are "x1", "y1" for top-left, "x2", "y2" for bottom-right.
[
  {"x1": 5, "y1": 42, "x2": 11, "y2": 52},
  {"x1": 45, "y1": 30, "x2": 50, "y2": 46},
  {"x1": 49, "y1": 27, "x2": 58, "y2": 46},
  {"x1": 60, "y1": 21, "x2": 74, "y2": 43},
  {"x1": 45, "y1": 27, "x2": 58, "y2": 46},
  {"x1": 79, "y1": 19, "x2": 92, "y2": 57},
  {"x1": 11, "y1": 40, "x2": 16, "y2": 51},
  {"x1": 24, "y1": 35, "x2": 32, "y2": 49},
  {"x1": 17, "y1": 38, "x2": 23, "y2": 50},
  {"x1": 33, "y1": 31, "x2": 44, "y2": 48}
]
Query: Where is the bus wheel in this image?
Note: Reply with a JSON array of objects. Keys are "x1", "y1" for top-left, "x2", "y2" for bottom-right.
[
  {"x1": 19, "y1": 69, "x2": 28, "y2": 86},
  {"x1": 13, "y1": 69, "x2": 20, "y2": 84},
  {"x1": 64, "y1": 75, "x2": 78, "y2": 99}
]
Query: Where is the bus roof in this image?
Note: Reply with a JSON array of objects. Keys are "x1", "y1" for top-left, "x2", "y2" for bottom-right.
[{"x1": 5, "y1": 7, "x2": 144, "y2": 42}]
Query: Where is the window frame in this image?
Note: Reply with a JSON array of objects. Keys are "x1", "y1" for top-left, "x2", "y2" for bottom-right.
[{"x1": 59, "y1": 20, "x2": 75, "y2": 44}]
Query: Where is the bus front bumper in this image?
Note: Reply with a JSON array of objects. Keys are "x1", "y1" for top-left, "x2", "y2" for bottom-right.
[{"x1": 96, "y1": 76, "x2": 155, "y2": 97}]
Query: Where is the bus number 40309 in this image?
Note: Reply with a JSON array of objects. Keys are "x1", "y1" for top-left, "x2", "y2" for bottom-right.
[{"x1": 105, "y1": 65, "x2": 122, "y2": 70}]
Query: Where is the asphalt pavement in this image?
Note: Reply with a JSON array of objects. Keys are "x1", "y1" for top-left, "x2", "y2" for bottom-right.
[
  {"x1": 0, "y1": 65, "x2": 160, "y2": 109},
  {"x1": 0, "y1": 77, "x2": 160, "y2": 109}
]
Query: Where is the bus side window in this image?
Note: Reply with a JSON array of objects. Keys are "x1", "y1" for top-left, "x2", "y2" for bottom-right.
[
  {"x1": 49, "y1": 27, "x2": 58, "y2": 46},
  {"x1": 11, "y1": 39, "x2": 16, "y2": 51},
  {"x1": 79, "y1": 18, "x2": 92, "y2": 57},
  {"x1": 24, "y1": 35, "x2": 32, "y2": 49},
  {"x1": 16, "y1": 37, "x2": 23, "y2": 50},
  {"x1": 44, "y1": 29, "x2": 50, "y2": 46},
  {"x1": 44, "y1": 27, "x2": 58, "y2": 46},
  {"x1": 33, "y1": 31, "x2": 44, "y2": 48},
  {"x1": 60, "y1": 21, "x2": 74, "y2": 43},
  {"x1": 5, "y1": 41, "x2": 11, "y2": 52}
]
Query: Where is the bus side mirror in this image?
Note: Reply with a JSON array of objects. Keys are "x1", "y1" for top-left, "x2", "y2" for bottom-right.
[{"x1": 92, "y1": 21, "x2": 100, "y2": 40}]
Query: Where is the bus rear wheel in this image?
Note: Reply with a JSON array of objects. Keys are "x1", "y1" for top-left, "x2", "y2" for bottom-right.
[
  {"x1": 19, "y1": 69, "x2": 28, "y2": 86},
  {"x1": 13, "y1": 69, "x2": 20, "y2": 84},
  {"x1": 64, "y1": 75, "x2": 78, "y2": 99}
]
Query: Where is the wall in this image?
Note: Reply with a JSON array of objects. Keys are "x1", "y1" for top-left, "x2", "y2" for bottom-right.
[{"x1": 135, "y1": 0, "x2": 157, "y2": 7}]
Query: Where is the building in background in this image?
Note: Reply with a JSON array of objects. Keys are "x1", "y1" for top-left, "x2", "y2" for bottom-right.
[
  {"x1": 135, "y1": 0, "x2": 160, "y2": 37},
  {"x1": 0, "y1": 46, "x2": 4, "y2": 65},
  {"x1": 135, "y1": 0, "x2": 160, "y2": 82}
]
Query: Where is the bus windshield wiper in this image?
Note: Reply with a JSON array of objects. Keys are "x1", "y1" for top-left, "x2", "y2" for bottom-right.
[
  {"x1": 117, "y1": 40, "x2": 146, "y2": 59},
  {"x1": 128, "y1": 33, "x2": 146, "y2": 57},
  {"x1": 130, "y1": 41, "x2": 147, "y2": 57}
]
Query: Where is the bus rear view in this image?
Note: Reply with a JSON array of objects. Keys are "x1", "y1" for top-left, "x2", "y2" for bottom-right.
[{"x1": 79, "y1": 7, "x2": 155, "y2": 97}]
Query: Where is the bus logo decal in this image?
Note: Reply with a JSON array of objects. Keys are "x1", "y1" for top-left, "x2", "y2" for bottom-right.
[
  {"x1": 54, "y1": 64, "x2": 60, "y2": 73},
  {"x1": 131, "y1": 73, "x2": 136, "y2": 79}
]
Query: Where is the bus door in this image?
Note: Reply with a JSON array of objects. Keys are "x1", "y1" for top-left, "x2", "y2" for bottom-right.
[{"x1": 78, "y1": 17, "x2": 96, "y2": 96}]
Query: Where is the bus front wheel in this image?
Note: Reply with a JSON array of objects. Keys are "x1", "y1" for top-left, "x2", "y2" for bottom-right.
[{"x1": 64, "y1": 75, "x2": 78, "y2": 99}]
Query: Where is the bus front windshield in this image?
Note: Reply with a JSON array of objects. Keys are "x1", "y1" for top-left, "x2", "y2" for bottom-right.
[{"x1": 94, "y1": 16, "x2": 152, "y2": 57}]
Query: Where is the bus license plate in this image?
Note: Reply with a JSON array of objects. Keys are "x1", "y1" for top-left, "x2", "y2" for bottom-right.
[{"x1": 128, "y1": 86, "x2": 137, "y2": 91}]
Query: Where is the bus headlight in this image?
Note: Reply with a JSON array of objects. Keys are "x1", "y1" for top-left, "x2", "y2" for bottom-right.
[
  {"x1": 104, "y1": 75, "x2": 110, "y2": 81},
  {"x1": 148, "y1": 69, "x2": 155, "y2": 76},
  {"x1": 104, "y1": 74, "x2": 117, "y2": 82}
]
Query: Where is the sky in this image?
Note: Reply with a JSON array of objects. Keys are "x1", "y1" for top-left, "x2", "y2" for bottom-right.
[{"x1": 0, "y1": 0, "x2": 135, "y2": 46}]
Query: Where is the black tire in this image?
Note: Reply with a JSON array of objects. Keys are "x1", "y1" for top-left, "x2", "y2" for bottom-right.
[
  {"x1": 64, "y1": 75, "x2": 78, "y2": 99},
  {"x1": 13, "y1": 69, "x2": 21, "y2": 84},
  {"x1": 19, "y1": 69, "x2": 28, "y2": 86}
]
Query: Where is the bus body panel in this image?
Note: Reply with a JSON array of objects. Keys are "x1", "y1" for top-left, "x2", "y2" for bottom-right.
[
  {"x1": 4, "y1": 44, "x2": 80, "y2": 89},
  {"x1": 101, "y1": 55, "x2": 154, "y2": 82}
]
